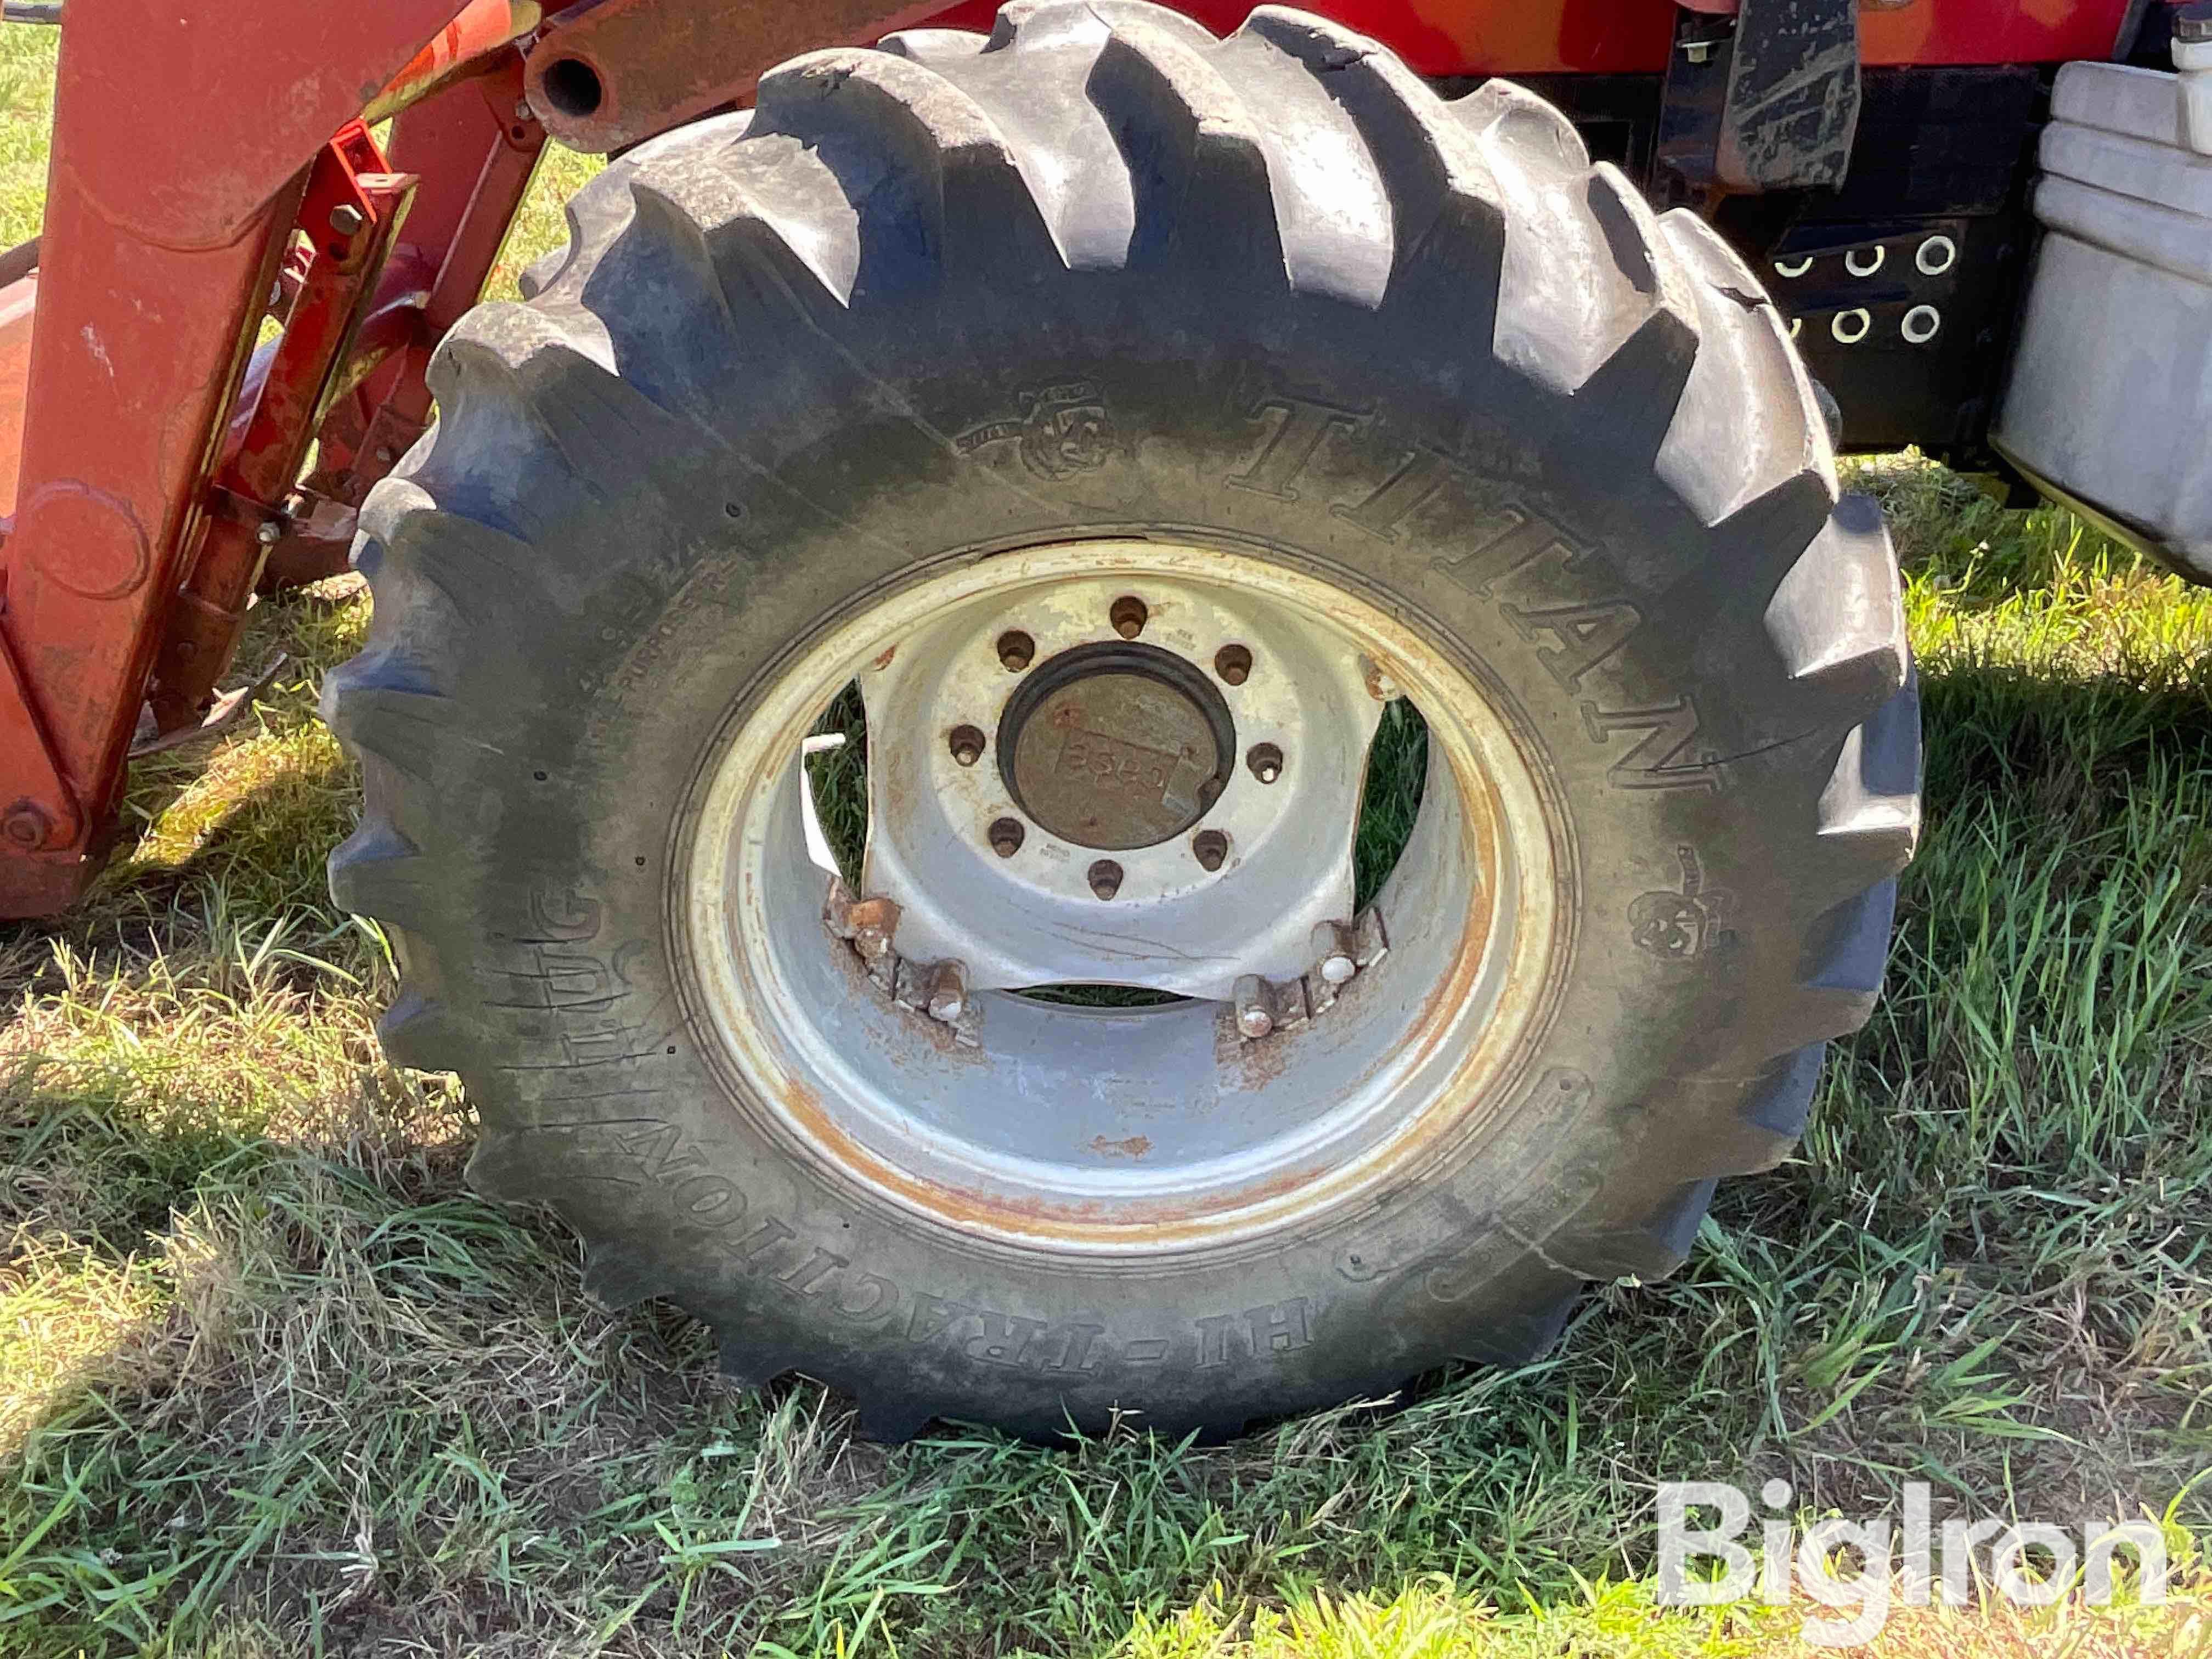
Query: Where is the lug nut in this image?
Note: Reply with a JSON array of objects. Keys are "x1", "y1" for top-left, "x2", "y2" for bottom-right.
[
  {"x1": 925, "y1": 959, "x2": 968, "y2": 1023},
  {"x1": 1088, "y1": 860, "x2": 1123, "y2": 900},
  {"x1": 949, "y1": 725, "x2": 985, "y2": 767},
  {"x1": 847, "y1": 896, "x2": 900, "y2": 961},
  {"x1": 997, "y1": 631, "x2": 1035, "y2": 672},
  {"x1": 1192, "y1": 829, "x2": 1228, "y2": 872},
  {"x1": 1311, "y1": 920, "x2": 1357, "y2": 985},
  {"x1": 1215, "y1": 644, "x2": 1252, "y2": 686},
  {"x1": 1234, "y1": 975, "x2": 1274, "y2": 1040},
  {"x1": 1110, "y1": 596, "x2": 1148, "y2": 640},
  {"x1": 989, "y1": 817, "x2": 1025, "y2": 857},
  {"x1": 1247, "y1": 742, "x2": 1283, "y2": 785}
]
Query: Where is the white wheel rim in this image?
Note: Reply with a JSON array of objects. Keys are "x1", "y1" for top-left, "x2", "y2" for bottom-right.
[{"x1": 679, "y1": 538, "x2": 1565, "y2": 1251}]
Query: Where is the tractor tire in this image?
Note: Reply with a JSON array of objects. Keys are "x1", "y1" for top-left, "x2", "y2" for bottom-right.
[{"x1": 325, "y1": 0, "x2": 1918, "y2": 1441}]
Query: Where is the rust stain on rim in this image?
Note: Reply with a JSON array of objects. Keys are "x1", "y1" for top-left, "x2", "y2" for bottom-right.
[{"x1": 776, "y1": 1069, "x2": 1341, "y2": 1239}]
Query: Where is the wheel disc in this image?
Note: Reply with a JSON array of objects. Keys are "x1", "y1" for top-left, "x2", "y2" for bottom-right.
[{"x1": 680, "y1": 538, "x2": 1566, "y2": 1253}]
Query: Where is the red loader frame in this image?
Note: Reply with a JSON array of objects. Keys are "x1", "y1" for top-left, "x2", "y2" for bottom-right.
[{"x1": 0, "y1": 0, "x2": 2134, "y2": 917}]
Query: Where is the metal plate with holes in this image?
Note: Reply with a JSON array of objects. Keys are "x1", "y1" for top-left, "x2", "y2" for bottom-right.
[{"x1": 850, "y1": 563, "x2": 1386, "y2": 998}]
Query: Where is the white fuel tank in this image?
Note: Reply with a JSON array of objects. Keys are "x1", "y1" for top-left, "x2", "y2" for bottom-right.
[{"x1": 1995, "y1": 60, "x2": 2212, "y2": 583}]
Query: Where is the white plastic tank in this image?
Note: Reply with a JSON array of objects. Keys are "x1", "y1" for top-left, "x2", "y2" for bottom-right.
[{"x1": 1994, "y1": 60, "x2": 2212, "y2": 582}]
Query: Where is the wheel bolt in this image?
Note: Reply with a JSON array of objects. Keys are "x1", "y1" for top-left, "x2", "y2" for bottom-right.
[
  {"x1": 925, "y1": 959, "x2": 968, "y2": 1023},
  {"x1": 1215, "y1": 644, "x2": 1252, "y2": 686},
  {"x1": 1234, "y1": 975, "x2": 1274, "y2": 1039},
  {"x1": 997, "y1": 630, "x2": 1034, "y2": 672},
  {"x1": 848, "y1": 896, "x2": 900, "y2": 962},
  {"x1": 989, "y1": 817, "x2": 1024, "y2": 857},
  {"x1": 1192, "y1": 829, "x2": 1227, "y2": 872},
  {"x1": 1247, "y1": 742, "x2": 1283, "y2": 785},
  {"x1": 1311, "y1": 920, "x2": 1356, "y2": 985},
  {"x1": 1110, "y1": 596, "x2": 1148, "y2": 639},
  {"x1": 1088, "y1": 859, "x2": 1123, "y2": 900},
  {"x1": 949, "y1": 725, "x2": 985, "y2": 766}
]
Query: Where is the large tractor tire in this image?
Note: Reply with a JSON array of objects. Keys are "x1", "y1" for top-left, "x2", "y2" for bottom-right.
[{"x1": 325, "y1": 0, "x2": 1918, "y2": 1440}]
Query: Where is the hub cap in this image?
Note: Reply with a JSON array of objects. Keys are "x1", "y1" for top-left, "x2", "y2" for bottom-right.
[
  {"x1": 998, "y1": 642, "x2": 1234, "y2": 850},
  {"x1": 680, "y1": 538, "x2": 1564, "y2": 1250}
]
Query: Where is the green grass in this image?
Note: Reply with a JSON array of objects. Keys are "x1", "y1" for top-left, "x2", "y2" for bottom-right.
[{"x1": 5, "y1": 23, "x2": 2212, "y2": 1657}]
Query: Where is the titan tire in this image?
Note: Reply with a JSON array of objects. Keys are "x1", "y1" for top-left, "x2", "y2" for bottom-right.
[{"x1": 325, "y1": 0, "x2": 1919, "y2": 1440}]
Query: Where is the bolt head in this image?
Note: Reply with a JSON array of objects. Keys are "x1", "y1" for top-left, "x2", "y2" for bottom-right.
[
  {"x1": 1233, "y1": 975, "x2": 1274, "y2": 1039},
  {"x1": 256, "y1": 520, "x2": 283, "y2": 546},
  {"x1": 3, "y1": 804, "x2": 50, "y2": 850},
  {"x1": 925, "y1": 961, "x2": 968, "y2": 1023},
  {"x1": 846, "y1": 896, "x2": 900, "y2": 960},
  {"x1": 329, "y1": 204, "x2": 368, "y2": 237},
  {"x1": 1311, "y1": 921, "x2": 1358, "y2": 985}
]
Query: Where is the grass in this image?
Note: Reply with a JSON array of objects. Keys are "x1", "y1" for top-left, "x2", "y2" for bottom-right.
[{"x1": 4, "y1": 20, "x2": 2212, "y2": 1658}]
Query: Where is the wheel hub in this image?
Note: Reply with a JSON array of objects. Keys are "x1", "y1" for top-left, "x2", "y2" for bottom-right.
[
  {"x1": 999, "y1": 642, "x2": 1234, "y2": 850},
  {"x1": 843, "y1": 557, "x2": 1387, "y2": 997}
]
